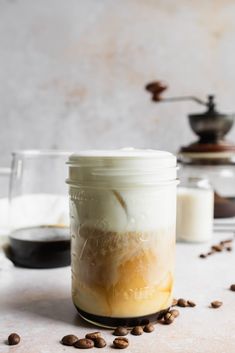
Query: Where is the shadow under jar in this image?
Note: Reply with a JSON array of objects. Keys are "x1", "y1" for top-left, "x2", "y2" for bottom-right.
[{"x1": 66, "y1": 149, "x2": 178, "y2": 328}]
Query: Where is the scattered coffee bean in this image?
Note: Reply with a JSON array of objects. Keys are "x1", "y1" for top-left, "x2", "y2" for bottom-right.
[
  {"x1": 8, "y1": 333, "x2": 20, "y2": 346},
  {"x1": 61, "y1": 334, "x2": 78, "y2": 346},
  {"x1": 220, "y1": 238, "x2": 233, "y2": 245},
  {"x1": 211, "y1": 245, "x2": 223, "y2": 252},
  {"x1": 94, "y1": 337, "x2": 106, "y2": 348},
  {"x1": 163, "y1": 312, "x2": 175, "y2": 325},
  {"x1": 230, "y1": 284, "x2": 235, "y2": 291},
  {"x1": 211, "y1": 300, "x2": 223, "y2": 308},
  {"x1": 177, "y1": 298, "x2": 188, "y2": 307},
  {"x1": 113, "y1": 337, "x2": 129, "y2": 349},
  {"x1": 131, "y1": 326, "x2": 143, "y2": 336},
  {"x1": 207, "y1": 251, "x2": 214, "y2": 256},
  {"x1": 85, "y1": 332, "x2": 101, "y2": 341},
  {"x1": 143, "y1": 323, "x2": 155, "y2": 333},
  {"x1": 187, "y1": 300, "x2": 196, "y2": 307},
  {"x1": 172, "y1": 298, "x2": 178, "y2": 306},
  {"x1": 200, "y1": 238, "x2": 234, "y2": 259},
  {"x1": 74, "y1": 338, "x2": 94, "y2": 349},
  {"x1": 170, "y1": 309, "x2": 180, "y2": 318},
  {"x1": 113, "y1": 327, "x2": 128, "y2": 336}
]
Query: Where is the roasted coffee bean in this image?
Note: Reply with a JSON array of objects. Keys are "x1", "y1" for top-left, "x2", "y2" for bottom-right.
[
  {"x1": 207, "y1": 251, "x2": 214, "y2": 256},
  {"x1": 163, "y1": 312, "x2": 174, "y2": 325},
  {"x1": 211, "y1": 245, "x2": 223, "y2": 252},
  {"x1": 211, "y1": 300, "x2": 223, "y2": 308},
  {"x1": 143, "y1": 323, "x2": 155, "y2": 333},
  {"x1": 220, "y1": 239, "x2": 233, "y2": 245},
  {"x1": 94, "y1": 337, "x2": 106, "y2": 348},
  {"x1": 177, "y1": 298, "x2": 188, "y2": 307},
  {"x1": 85, "y1": 332, "x2": 101, "y2": 341},
  {"x1": 187, "y1": 300, "x2": 196, "y2": 307},
  {"x1": 74, "y1": 338, "x2": 94, "y2": 349},
  {"x1": 199, "y1": 254, "x2": 207, "y2": 259},
  {"x1": 61, "y1": 334, "x2": 78, "y2": 346},
  {"x1": 8, "y1": 333, "x2": 20, "y2": 346},
  {"x1": 131, "y1": 326, "x2": 143, "y2": 336},
  {"x1": 170, "y1": 309, "x2": 180, "y2": 318},
  {"x1": 226, "y1": 246, "x2": 232, "y2": 251},
  {"x1": 113, "y1": 327, "x2": 128, "y2": 336},
  {"x1": 230, "y1": 284, "x2": 235, "y2": 291},
  {"x1": 172, "y1": 298, "x2": 178, "y2": 306},
  {"x1": 113, "y1": 337, "x2": 129, "y2": 349}
]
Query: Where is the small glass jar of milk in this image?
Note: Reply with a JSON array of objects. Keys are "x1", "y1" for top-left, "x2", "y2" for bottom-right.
[{"x1": 176, "y1": 177, "x2": 214, "y2": 243}]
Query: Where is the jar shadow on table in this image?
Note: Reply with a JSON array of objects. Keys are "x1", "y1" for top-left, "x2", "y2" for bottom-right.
[{"x1": 9, "y1": 294, "x2": 95, "y2": 329}]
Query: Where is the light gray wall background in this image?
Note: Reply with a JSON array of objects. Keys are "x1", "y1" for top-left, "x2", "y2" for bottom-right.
[{"x1": 1, "y1": 0, "x2": 235, "y2": 167}]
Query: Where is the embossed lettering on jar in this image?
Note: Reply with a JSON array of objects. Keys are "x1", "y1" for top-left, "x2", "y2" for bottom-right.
[{"x1": 66, "y1": 149, "x2": 178, "y2": 327}]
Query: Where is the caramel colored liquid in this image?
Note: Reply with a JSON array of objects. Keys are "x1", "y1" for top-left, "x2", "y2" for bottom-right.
[{"x1": 72, "y1": 227, "x2": 175, "y2": 324}]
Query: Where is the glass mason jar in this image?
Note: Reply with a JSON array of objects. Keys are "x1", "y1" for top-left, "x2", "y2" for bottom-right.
[
  {"x1": 66, "y1": 149, "x2": 178, "y2": 328},
  {"x1": 176, "y1": 177, "x2": 214, "y2": 243}
]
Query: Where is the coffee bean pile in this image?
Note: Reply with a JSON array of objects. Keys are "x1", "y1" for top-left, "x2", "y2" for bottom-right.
[
  {"x1": 199, "y1": 238, "x2": 234, "y2": 259},
  {"x1": 173, "y1": 298, "x2": 196, "y2": 308},
  {"x1": 59, "y1": 325, "x2": 156, "y2": 350},
  {"x1": 61, "y1": 332, "x2": 107, "y2": 349},
  {"x1": 4, "y1": 282, "x2": 234, "y2": 349}
]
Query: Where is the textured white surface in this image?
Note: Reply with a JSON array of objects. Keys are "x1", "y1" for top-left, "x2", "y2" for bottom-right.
[
  {"x1": 1, "y1": 0, "x2": 235, "y2": 168},
  {"x1": 0, "y1": 233, "x2": 235, "y2": 353}
]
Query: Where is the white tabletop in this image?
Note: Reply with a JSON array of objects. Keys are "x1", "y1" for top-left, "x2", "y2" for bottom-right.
[{"x1": 0, "y1": 233, "x2": 235, "y2": 353}]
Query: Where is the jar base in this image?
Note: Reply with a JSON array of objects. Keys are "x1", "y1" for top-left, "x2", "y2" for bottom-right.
[{"x1": 75, "y1": 305, "x2": 169, "y2": 329}]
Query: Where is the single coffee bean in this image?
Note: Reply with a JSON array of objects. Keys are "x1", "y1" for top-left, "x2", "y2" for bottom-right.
[
  {"x1": 113, "y1": 327, "x2": 128, "y2": 336},
  {"x1": 170, "y1": 309, "x2": 180, "y2": 318},
  {"x1": 207, "y1": 251, "x2": 214, "y2": 256},
  {"x1": 8, "y1": 333, "x2": 20, "y2": 346},
  {"x1": 143, "y1": 323, "x2": 155, "y2": 333},
  {"x1": 94, "y1": 337, "x2": 106, "y2": 348},
  {"x1": 226, "y1": 246, "x2": 232, "y2": 251},
  {"x1": 211, "y1": 300, "x2": 223, "y2": 308},
  {"x1": 163, "y1": 312, "x2": 174, "y2": 325},
  {"x1": 113, "y1": 337, "x2": 129, "y2": 349},
  {"x1": 172, "y1": 298, "x2": 178, "y2": 306},
  {"x1": 199, "y1": 254, "x2": 207, "y2": 259},
  {"x1": 211, "y1": 245, "x2": 223, "y2": 252},
  {"x1": 230, "y1": 284, "x2": 235, "y2": 291},
  {"x1": 61, "y1": 334, "x2": 78, "y2": 346},
  {"x1": 74, "y1": 338, "x2": 94, "y2": 349},
  {"x1": 131, "y1": 326, "x2": 143, "y2": 336},
  {"x1": 85, "y1": 332, "x2": 101, "y2": 340},
  {"x1": 177, "y1": 298, "x2": 188, "y2": 307},
  {"x1": 187, "y1": 300, "x2": 196, "y2": 307}
]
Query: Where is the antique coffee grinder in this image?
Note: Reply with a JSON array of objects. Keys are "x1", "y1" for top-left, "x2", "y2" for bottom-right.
[{"x1": 146, "y1": 81, "x2": 235, "y2": 219}]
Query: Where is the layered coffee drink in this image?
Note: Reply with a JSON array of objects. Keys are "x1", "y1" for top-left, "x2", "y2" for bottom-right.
[{"x1": 67, "y1": 149, "x2": 177, "y2": 327}]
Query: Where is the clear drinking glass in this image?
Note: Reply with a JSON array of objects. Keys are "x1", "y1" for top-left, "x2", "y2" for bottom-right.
[
  {"x1": 8, "y1": 150, "x2": 72, "y2": 268},
  {"x1": 0, "y1": 168, "x2": 11, "y2": 242}
]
